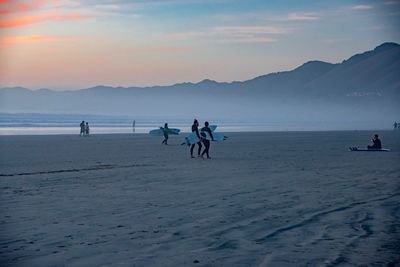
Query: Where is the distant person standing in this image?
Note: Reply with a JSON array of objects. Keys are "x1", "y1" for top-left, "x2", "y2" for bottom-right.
[
  {"x1": 190, "y1": 119, "x2": 202, "y2": 158},
  {"x1": 133, "y1": 120, "x2": 136, "y2": 133},
  {"x1": 162, "y1": 123, "x2": 169, "y2": 145},
  {"x1": 85, "y1": 122, "x2": 90, "y2": 136},
  {"x1": 80, "y1": 121, "x2": 85, "y2": 136},
  {"x1": 367, "y1": 134, "x2": 382, "y2": 149},
  {"x1": 200, "y1": 121, "x2": 214, "y2": 159},
  {"x1": 394, "y1": 122, "x2": 398, "y2": 130}
]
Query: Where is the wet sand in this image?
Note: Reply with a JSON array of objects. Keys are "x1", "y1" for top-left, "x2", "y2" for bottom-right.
[{"x1": 1, "y1": 131, "x2": 399, "y2": 266}]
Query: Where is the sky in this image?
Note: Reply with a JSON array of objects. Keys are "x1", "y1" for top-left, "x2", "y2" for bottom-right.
[{"x1": 0, "y1": 0, "x2": 399, "y2": 90}]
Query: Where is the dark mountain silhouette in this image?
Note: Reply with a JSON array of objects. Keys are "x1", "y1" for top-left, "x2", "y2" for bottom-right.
[{"x1": 1, "y1": 42, "x2": 399, "y2": 124}]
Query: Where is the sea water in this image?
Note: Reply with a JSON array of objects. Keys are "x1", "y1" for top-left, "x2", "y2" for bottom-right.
[{"x1": 0, "y1": 113, "x2": 389, "y2": 135}]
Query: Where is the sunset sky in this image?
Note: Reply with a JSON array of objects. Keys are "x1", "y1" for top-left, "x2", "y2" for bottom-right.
[{"x1": 0, "y1": 0, "x2": 399, "y2": 90}]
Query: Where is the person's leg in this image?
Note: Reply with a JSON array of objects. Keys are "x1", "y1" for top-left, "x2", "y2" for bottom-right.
[
  {"x1": 206, "y1": 142, "x2": 210, "y2": 158},
  {"x1": 202, "y1": 140, "x2": 210, "y2": 158},
  {"x1": 197, "y1": 142, "x2": 202, "y2": 156},
  {"x1": 190, "y1": 144, "x2": 195, "y2": 157},
  {"x1": 201, "y1": 141, "x2": 207, "y2": 156}
]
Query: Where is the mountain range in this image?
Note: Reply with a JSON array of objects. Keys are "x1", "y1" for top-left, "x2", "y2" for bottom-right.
[{"x1": 1, "y1": 42, "x2": 399, "y2": 125}]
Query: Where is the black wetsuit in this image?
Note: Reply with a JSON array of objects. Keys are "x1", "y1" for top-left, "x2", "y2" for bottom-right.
[
  {"x1": 368, "y1": 138, "x2": 382, "y2": 149},
  {"x1": 80, "y1": 122, "x2": 85, "y2": 135},
  {"x1": 162, "y1": 127, "x2": 169, "y2": 145},
  {"x1": 190, "y1": 124, "x2": 202, "y2": 157},
  {"x1": 200, "y1": 126, "x2": 214, "y2": 158}
]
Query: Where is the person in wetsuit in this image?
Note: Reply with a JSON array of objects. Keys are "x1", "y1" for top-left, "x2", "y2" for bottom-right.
[
  {"x1": 190, "y1": 119, "x2": 202, "y2": 158},
  {"x1": 367, "y1": 134, "x2": 382, "y2": 149},
  {"x1": 80, "y1": 120, "x2": 85, "y2": 136},
  {"x1": 200, "y1": 121, "x2": 214, "y2": 159},
  {"x1": 162, "y1": 123, "x2": 169, "y2": 145}
]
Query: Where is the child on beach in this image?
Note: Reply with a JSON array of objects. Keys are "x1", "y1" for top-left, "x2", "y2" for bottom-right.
[{"x1": 85, "y1": 122, "x2": 90, "y2": 136}]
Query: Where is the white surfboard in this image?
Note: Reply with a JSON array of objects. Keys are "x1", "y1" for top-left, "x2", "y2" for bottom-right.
[
  {"x1": 349, "y1": 147, "x2": 390, "y2": 152},
  {"x1": 184, "y1": 125, "x2": 218, "y2": 145},
  {"x1": 149, "y1": 128, "x2": 180, "y2": 136},
  {"x1": 201, "y1": 131, "x2": 227, "y2": 141}
]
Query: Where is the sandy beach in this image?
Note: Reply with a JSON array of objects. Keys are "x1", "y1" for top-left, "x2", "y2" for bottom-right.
[{"x1": 1, "y1": 131, "x2": 399, "y2": 266}]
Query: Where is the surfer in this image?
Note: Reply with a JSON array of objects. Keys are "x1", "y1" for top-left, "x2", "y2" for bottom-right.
[
  {"x1": 190, "y1": 119, "x2": 202, "y2": 158},
  {"x1": 162, "y1": 123, "x2": 169, "y2": 145},
  {"x1": 200, "y1": 121, "x2": 214, "y2": 159},
  {"x1": 80, "y1": 120, "x2": 85, "y2": 136},
  {"x1": 367, "y1": 134, "x2": 382, "y2": 149}
]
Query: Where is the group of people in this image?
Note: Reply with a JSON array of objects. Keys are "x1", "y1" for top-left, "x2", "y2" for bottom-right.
[
  {"x1": 189, "y1": 119, "x2": 214, "y2": 159},
  {"x1": 79, "y1": 121, "x2": 90, "y2": 136},
  {"x1": 161, "y1": 120, "x2": 215, "y2": 159}
]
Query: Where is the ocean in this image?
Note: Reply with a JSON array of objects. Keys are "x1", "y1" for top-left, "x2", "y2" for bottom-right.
[{"x1": 0, "y1": 113, "x2": 391, "y2": 135}]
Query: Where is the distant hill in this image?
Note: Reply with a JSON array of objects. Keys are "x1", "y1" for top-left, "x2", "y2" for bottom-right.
[{"x1": 1, "y1": 42, "x2": 399, "y2": 125}]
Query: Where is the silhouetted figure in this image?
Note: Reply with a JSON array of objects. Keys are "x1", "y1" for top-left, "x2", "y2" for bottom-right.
[
  {"x1": 190, "y1": 119, "x2": 202, "y2": 158},
  {"x1": 200, "y1": 121, "x2": 214, "y2": 159},
  {"x1": 394, "y1": 122, "x2": 398, "y2": 130},
  {"x1": 368, "y1": 134, "x2": 382, "y2": 149},
  {"x1": 133, "y1": 120, "x2": 136, "y2": 133},
  {"x1": 80, "y1": 121, "x2": 85, "y2": 136},
  {"x1": 85, "y1": 122, "x2": 90, "y2": 136},
  {"x1": 162, "y1": 123, "x2": 169, "y2": 145}
]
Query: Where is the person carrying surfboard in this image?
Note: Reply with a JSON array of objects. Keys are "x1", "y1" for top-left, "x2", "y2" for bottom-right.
[
  {"x1": 190, "y1": 119, "x2": 202, "y2": 158},
  {"x1": 162, "y1": 123, "x2": 169, "y2": 145},
  {"x1": 200, "y1": 121, "x2": 214, "y2": 159},
  {"x1": 367, "y1": 134, "x2": 382, "y2": 149}
]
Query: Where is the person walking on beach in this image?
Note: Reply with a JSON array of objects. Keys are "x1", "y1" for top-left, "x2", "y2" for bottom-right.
[
  {"x1": 367, "y1": 134, "x2": 382, "y2": 149},
  {"x1": 162, "y1": 123, "x2": 169, "y2": 145},
  {"x1": 80, "y1": 120, "x2": 85, "y2": 136},
  {"x1": 190, "y1": 119, "x2": 202, "y2": 158},
  {"x1": 133, "y1": 120, "x2": 136, "y2": 133},
  {"x1": 200, "y1": 121, "x2": 214, "y2": 159},
  {"x1": 394, "y1": 122, "x2": 398, "y2": 130},
  {"x1": 85, "y1": 122, "x2": 90, "y2": 136}
]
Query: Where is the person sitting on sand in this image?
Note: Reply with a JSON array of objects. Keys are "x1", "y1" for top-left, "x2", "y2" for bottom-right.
[
  {"x1": 367, "y1": 134, "x2": 382, "y2": 149},
  {"x1": 85, "y1": 122, "x2": 90, "y2": 136},
  {"x1": 200, "y1": 121, "x2": 214, "y2": 159},
  {"x1": 80, "y1": 121, "x2": 85, "y2": 136},
  {"x1": 190, "y1": 119, "x2": 202, "y2": 158},
  {"x1": 162, "y1": 123, "x2": 169, "y2": 145}
]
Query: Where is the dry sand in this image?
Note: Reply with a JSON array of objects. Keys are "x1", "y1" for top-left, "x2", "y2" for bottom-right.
[{"x1": 1, "y1": 131, "x2": 399, "y2": 266}]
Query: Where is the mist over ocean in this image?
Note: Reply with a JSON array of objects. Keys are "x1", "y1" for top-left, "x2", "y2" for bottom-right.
[{"x1": 0, "y1": 113, "x2": 394, "y2": 135}]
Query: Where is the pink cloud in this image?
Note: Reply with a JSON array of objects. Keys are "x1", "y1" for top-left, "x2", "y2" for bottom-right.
[
  {"x1": 286, "y1": 12, "x2": 319, "y2": 21},
  {"x1": 164, "y1": 25, "x2": 284, "y2": 44},
  {"x1": 350, "y1": 4, "x2": 374, "y2": 10},
  {"x1": 0, "y1": 34, "x2": 59, "y2": 45},
  {"x1": 212, "y1": 25, "x2": 285, "y2": 35},
  {"x1": 0, "y1": 0, "x2": 58, "y2": 15},
  {"x1": 0, "y1": 12, "x2": 90, "y2": 28}
]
